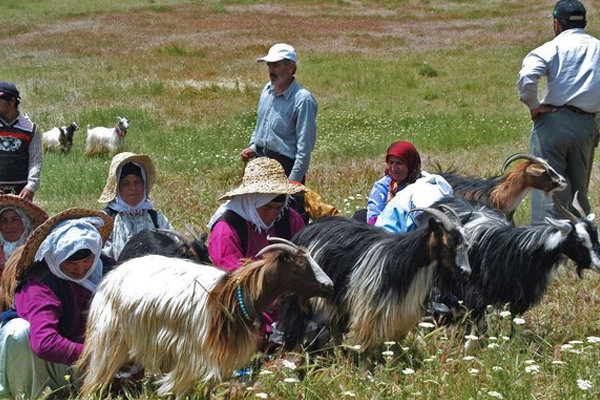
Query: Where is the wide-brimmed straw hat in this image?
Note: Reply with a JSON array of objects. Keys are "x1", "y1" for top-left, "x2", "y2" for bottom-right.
[
  {"x1": 13, "y1": 208, "x2": 113, "y2": 282},
  {"x1": 98, "y1": 152, "x2": 156, "y2": 203},
  {"x1": 0, "y1": 194, "x2": 48, "y2": 229},
  {"x1": 219, "y1": 157, "x2": 307, "y2": 200}
]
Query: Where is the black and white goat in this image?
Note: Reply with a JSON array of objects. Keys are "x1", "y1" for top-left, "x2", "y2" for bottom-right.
[
  {"x1": 279, "y1": 208, "x2": 471, "y2": 357},
  {"x1": 77, "y1": 240, "x2": 333, "y2": 399},
  {"x1": 41, "y1": 122, "x2": 78, "y2": 152},
  {"x1": 438, "y1": 153, "x2": 567, "y2": 220},
  {"x1": 432, "y1": 194, "x2": 600, "y2": 325},
  {"x1": 117, "y1": 228, "x2": 211, "y2": 265},
  {"x1": 85, "y1": 116, "x2": 129, "y2": 156}
]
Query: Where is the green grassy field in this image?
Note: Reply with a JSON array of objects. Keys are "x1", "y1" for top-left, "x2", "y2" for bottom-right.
[{"x1": 2, "y1": 0, "x2": 600, "y2": 398}]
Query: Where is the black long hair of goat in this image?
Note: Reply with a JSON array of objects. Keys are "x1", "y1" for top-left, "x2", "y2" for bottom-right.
[
  {"x1": 279, "y1": 215, "x2": 462, "y2": 351},
  {"x1": 117, "y1": 229, "x2": 211, "y2": 264},
  {"x1": 434, "y1": 197, "x2": 589, "y2": 320}
]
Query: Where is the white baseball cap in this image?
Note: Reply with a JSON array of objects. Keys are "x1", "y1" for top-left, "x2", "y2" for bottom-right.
[{"x1": 256, "y1": 43, "x2": 297, "y2": 63}]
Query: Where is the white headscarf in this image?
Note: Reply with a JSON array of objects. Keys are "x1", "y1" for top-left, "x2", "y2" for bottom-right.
[
  {"x1": 208, "y1": 193, "x2": 289, "y2": 232},
  {"x1": 34, "y1": 217, "x2": 104, "y2": 292},
  {"x1": 0, "y1": 207, "x2": 32, "y2": 260},
  {"x1": 107, "y1": 162, "x2": 153, "y2": 215}
]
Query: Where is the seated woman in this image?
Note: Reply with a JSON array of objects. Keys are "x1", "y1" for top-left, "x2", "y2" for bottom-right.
[
  {"x1": 375, "y1": 171, "x2": 453, "y2": 233},
  {"x1": 208, "y1": 158, "x2": 306, "y2": 349},
  {"x1": 363, "y1": 140, "x2": 422, "y2": 225},
  {"x1": 208, "y1": 157, "x2": 306, "y2": 270},
  {"x1": 0, "y1": 209, "x2": 114, "y2": 399},
  {"x1": 98, "y1": 152, "x2": 173, "y2": 259},
  {"x1": 0, "y1": 195, "x2": 47, "y2": 280}
]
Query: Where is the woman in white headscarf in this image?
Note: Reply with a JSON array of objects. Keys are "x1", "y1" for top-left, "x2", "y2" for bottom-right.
[
  {"x1": 0, "y1": 209, "x2": 114, "y2": 399},
  {"x1": 0, "y1": 195, "x2": 47, "y2": 280},
  {"x1": 99, "y1": 152, "x2": 173, "y2": 260}
]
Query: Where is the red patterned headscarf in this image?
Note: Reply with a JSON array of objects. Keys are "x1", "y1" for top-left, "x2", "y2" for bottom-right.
[{"x1": 385, "y1": 141, "x2": 421, "y2": 185}]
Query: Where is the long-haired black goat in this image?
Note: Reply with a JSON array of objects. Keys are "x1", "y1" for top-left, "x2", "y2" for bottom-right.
[
  {"x1": 437, "y1": 153, "x2": 567, "y2": 220},
  {"x1": 279, "y1": 207, "x2": 471, "y2": 357},
  {"x1": 118, "y1": 228, "x2": 211, "y2": 264},
  {"x1": 433, "y1": 195, "x2": 600, "y2": 324}
]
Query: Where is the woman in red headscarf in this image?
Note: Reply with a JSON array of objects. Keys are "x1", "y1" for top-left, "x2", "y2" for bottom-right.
[{"x1": 364, "y1": 141, "x2": 421, "y2": 225}]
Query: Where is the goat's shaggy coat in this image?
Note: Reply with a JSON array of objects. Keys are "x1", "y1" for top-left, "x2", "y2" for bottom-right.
[
  {"x1": 85, "y1": 117, "x2": 128, "y2": 156},
  {"x1": 280, "y1": 215, "x2": 470, "y2": 354},
  {"x1": 78, "y1": 250, "x2": 332, "y2": 399},
  {"x1": 117, "y1": 229, "x2": 211, "y2": 264},
  {"x1": 434, "y1": 197, "x2": 600, "y2": 320}
]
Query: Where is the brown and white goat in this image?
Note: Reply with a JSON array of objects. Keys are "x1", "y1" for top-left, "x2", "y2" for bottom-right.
[
  {"x1": 439, "y1": 153, "x2": 567, "y2": 220},
  {"x1": 77, "y1": 241, "x2": 333, "y2": 399}
]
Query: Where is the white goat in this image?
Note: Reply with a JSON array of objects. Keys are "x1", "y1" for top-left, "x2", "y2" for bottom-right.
[
  {"x1": 85, "y1": 116, "x2": 129, "y2": 156},
  {"x1": 41, "y1": 122, "x2": 79, "y2": 152},
  {"x1": 77, "y1": 241, "x2": 333, "y2": 399}
]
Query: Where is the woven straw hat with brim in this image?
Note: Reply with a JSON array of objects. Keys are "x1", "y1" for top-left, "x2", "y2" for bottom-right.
[
  {"x1": 0, "y1": 194, "x2": 48, "y2": 229},
  {"x1": 98, "y1": 152, "x2": 156, "y2": 203},
  {"x1": 13, "y1": 208, "x2": 113, "y2": 283},
  {"x1": 220, "y1": 157, "x2": 307, "y2": 200}
]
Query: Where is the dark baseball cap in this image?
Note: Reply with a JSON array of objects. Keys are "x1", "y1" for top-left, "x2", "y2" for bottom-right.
[
  {"x1": 0, "y1": 81, "x2": 20, "y2": 100},
  {"x1": 553, "y1": 0, "x2": 586, "y2": 24}
]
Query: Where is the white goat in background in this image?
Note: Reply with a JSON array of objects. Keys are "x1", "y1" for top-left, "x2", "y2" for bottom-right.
[
  {"x1": 41, "y1": 122, "x2": 79, "y2": 152},
  {"x1": 85, "y1": 116, "x2": 129, "y2": 156}
]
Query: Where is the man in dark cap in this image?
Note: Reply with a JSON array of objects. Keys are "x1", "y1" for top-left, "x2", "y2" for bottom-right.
[
  {"x1": 518, "y1": 0, "x2": 600, "y2": 222},
  {"x1": 0, "y1": 81, "x2": 41, "y2": 201}
]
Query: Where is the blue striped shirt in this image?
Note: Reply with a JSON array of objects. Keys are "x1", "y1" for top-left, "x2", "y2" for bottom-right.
[{"x1": 249, "y1": 79, "x2": 317, "y2": 182}]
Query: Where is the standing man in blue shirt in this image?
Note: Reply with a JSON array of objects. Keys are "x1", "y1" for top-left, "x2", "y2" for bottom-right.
[
  {"x1": 241, "y1": 43, "x2": 317, "y2": 217},
  {"x1": 518, "y1": 0, "x2": 600, "y2": 221}
]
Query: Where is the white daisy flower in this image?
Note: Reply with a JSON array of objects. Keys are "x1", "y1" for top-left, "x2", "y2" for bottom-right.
[
  {"x1": 283, "y1": 378, "x2": 299, "y2": 383},
  {"x1": 525, "y1": 365, "x2": 540, "y2": 374},
  {"x1": 419, "y1": 322, "x2": 435, "y2": 329},
  {"x1": 487, "y1": 391, "x2": 503, "y2": 399},
  {"x1": 281, "y1": 360, "x2": 297, "y2": 370},
  {"x1": 512, "y1": 318, "x2": 526, "y2": 325},
  {"x1": 402, "y1": 368, "x2": 415, "y2": 375},
  {"x1": 256, "y1": 393, "x2": 268, "y2": 399},
  {"x1": 499, "y1": 311, "x2": 511, "y2": 318},
  {"x1": 577, "y1": 379, "x2": 593, "y2": 391},
  {"x1": 469, "y1": 368, "x2": 479, "y2": 375}
]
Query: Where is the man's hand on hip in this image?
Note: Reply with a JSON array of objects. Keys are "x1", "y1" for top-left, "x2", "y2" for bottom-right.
[{"x1": 530, "y1": 105, "x2": 557, "y2": 121}]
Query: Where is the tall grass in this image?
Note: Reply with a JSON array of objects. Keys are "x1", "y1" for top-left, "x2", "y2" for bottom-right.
[{"x1": 2, "y1": 1, "x2": 600, "y2": 398}]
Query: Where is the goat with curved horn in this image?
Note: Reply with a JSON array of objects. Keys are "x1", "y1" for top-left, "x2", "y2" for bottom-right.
[
  {"x1": 437, "y1": 152, "x2": 566, "y2": 220},
  {"x1": 500, "y1": 153, "x2": 545, "y2": 174},
  {"x1": 552, "y1": 195, "x2": 578, "y2": 223},
  {"x1": 256, "y1": 243, "x2": 298, "y2": 257},
  {"x1": 266, "y1": 236, "x2": 299, "y2": 249},
  {"x1": 410, "y1": 206, "x2": 458, "y2": 232}
]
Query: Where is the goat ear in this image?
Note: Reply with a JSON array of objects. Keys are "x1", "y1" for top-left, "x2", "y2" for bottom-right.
[
  {"x1": 587, "y1": 213, "x2": 596, "y2": 222},
  {"x1": 526, "y1": 164, "x2": 546, "y2": 176}
]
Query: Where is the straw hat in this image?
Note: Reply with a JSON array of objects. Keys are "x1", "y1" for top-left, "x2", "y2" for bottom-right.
[
  {"x1": 0, "y1": 194, "x2": 48, "y2": 229},
  {"x1": 219, "y1": 157, "x2": 307, "y2": 200},
  {"x1": 98, "y1": 152, "x2": 156, "y2": 203},
  {"x1": 13, "y1": 208, "x2": 113, "y2": 282}
]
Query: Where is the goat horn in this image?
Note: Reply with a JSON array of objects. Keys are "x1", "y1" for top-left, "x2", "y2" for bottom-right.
[
  {"x1": 572, "y1": 191, "x2": 587, "y2": 219},
  {"x1": 256, "y1": 243, "x2": 298, "y2": 257},
  {"x1": 501, "y1": 153, "x2": 545, "y2": 174},
  {"x1": 155, "y1": 229, "x2": 190, "y2": 244},
  {"x1": 266, "y1": 236, "x2": 299, "y2": 249},
  {"x1": 409, "y1": 207, "x2": 455, "y2": 231},
  {"x1": 551, "y1": 195, "x2": 578, "y2": 223},
  {"x1": 184, "y1": 222, "x2": 202, "y2": 241},
  {"x1": 437, "y1": 204, "x2": 462, "y2": 225}
]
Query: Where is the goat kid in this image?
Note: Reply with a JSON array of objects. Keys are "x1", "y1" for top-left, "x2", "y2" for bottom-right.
[
  {"x1": 85, "y1": 116, "x2": 129, "y2": 156},
  {"x1": 433, "y1": 195, "x2": 600, "y2": 326},
  {"x1": 117, "y1": 228, "x2": 211, "y2": 265},
  {"x1": 77, "y1": 241, "x2": 333, "y2": 399},
  {"x1": 279, "y1": 208, "x2": 471, "y2": 359},
  {"x1": 41, "y1": 122, "x2": 78, "y2": 152},
  {"x1": 438, "y1": 153, "x2": 566, "y2": 220}
]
